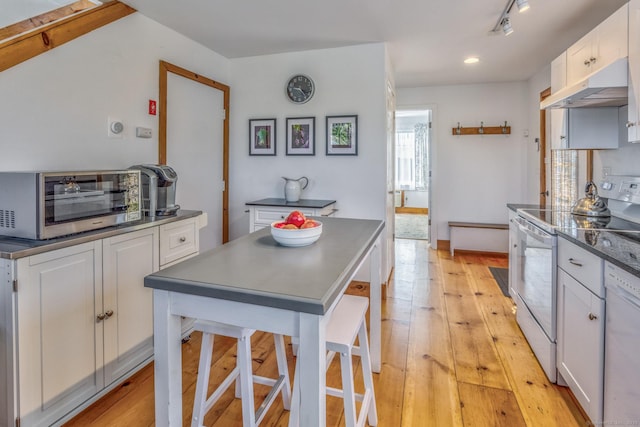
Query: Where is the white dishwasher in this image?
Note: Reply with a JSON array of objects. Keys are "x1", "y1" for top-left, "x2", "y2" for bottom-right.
[{"x1": 603, "y1": 261, "x2": 640, "y2": 424}]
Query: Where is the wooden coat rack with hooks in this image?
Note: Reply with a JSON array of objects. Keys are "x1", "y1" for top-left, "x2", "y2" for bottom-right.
[{"x1": 452, "y1": 121, "x2": 511, "y2": 136}]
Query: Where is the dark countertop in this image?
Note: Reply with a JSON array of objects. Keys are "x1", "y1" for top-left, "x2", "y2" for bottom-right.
[
  {"x1": 507, "y1": 203, "x2": 547, "y2": 212},
  {"x1": 0, "y1": 210, "x2": 203, "y2": 260},
  {"x1": 508, "y1": 203, "x2": 640, "y2": 278},
  {"x1": 557, "y1": 229, "x2": 640, "y2": 279},
  {"x1": 246, "y1": 198, "x2": 336, "y2": 209},
  {"x1": 144, "y1": 217, "x2": 384, "y2": 315}
]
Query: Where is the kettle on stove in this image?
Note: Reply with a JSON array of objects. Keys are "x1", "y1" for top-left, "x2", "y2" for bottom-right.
[{"x1": 572, "y1": 181, "x2": 611, "y2": 217}]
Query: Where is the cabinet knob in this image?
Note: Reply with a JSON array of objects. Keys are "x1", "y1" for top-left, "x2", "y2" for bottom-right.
[
  {"x1": 626, "y1": 121, "x2": 636, "y2": 128},
  {"x1": 568, "y1": 258, "x2": 583, "y2": 267},
  {"x1": 97, "y1": 313, "x2": 105, "y2": 322},
  {"x1": 105, "y1": 310, "x2": 114, "y2": 318},
  {"x1": 179, "y1": 236, "x2": 186, "y2": 243},
  {"x1": 590, "y1": 57, "x2": 597, "y2": 63},
  {"x1": 584, "y1": 59, "x2": 591, "y2": 66},
  {"x1": 560, "y1": 135, "x2": 566, "y2": 140},
  {"x1": 588, "y1": 312, "x2": 598, "y2": 321}
]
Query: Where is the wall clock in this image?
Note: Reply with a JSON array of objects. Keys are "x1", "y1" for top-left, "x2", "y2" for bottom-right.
[{"x1": 286, "y1": 74, "x2": 315, "y2": 104}]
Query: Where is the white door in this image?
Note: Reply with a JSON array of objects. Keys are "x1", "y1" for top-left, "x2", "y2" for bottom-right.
[
  {"x1": 167, "y1": 74, "x2": 225, "y2": 253},
  {"x1": 385, "y1": 81, "x2": 395, "y2": 283}
]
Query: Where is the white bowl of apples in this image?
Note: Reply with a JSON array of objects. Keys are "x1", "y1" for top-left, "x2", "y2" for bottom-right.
[{"x1": 271, "y1": 210, "x2": 323, "y2": 247}]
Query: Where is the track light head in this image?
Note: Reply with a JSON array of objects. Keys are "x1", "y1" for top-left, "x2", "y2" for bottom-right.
[
  {"x1": 516, "y1": 0, "x2": 530, "y2": 13},
  {"x1": 502, "y1": 17, "x2": 514, "y2": 35}
]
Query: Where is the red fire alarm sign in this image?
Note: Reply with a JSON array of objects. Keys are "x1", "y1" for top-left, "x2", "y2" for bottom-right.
[{"x1": 148, "y1": 100, "x2": 157, "y2": 116}]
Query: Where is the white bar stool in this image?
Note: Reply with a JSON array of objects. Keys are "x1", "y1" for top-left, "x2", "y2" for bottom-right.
[
  {"x1": 191, "y1": 320, "x2": 292, "y2": 427},
  {"x1": 289, "y1": 294, "x2": 378, "y2": 427}
]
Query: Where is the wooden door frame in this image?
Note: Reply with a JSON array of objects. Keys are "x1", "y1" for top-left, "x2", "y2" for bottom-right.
[
  {"x1": 539, "y1": 87, "x2": 551, "y2": 207},
  {"x1": 158, "y1": 60, "x2": 230, "y2": 243}
]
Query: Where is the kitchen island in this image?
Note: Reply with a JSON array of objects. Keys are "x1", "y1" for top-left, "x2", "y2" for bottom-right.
[{"x1": 144, "y1": 216, "x2": 384, "y2": 427}]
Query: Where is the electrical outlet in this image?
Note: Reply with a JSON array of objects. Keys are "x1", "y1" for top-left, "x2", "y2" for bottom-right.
[{"x1": 603, "y1": 167, "x2": 611, "y2": 177}]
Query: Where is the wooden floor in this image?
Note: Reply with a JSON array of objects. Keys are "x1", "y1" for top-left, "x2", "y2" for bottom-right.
[{"x1": 64, "y1": 239, "x2": 588, "y2": 426}]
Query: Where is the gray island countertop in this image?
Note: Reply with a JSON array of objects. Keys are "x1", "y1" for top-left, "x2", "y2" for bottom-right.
[{"x1": 144, "y1": 216, "x2": 384, "y2": 314}]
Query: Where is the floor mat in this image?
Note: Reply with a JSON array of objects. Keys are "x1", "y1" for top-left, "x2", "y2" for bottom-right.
[
  {"x1": 489, "y1": 267, "x2": 510, "y2": 297},
  {"x1": 395, "y1": 214, "x2": 429, "y2": 240}
]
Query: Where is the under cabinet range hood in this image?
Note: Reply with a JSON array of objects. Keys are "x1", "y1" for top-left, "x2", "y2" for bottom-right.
[{"x1": 541, "y1": 57, "x2": 628, "y2": 109}]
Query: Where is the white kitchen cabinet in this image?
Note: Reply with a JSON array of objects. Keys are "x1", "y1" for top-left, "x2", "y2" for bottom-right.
[
  {"x1": 557, "y1": 237, "x2": 605, "y2": 425},
  {"x1": 102, "y1": 227, "x2": 159, "y2": 386},
  {"x1": 0, "y1": 215, "x2": 202, "y2": 427},
  {"x1": 16, "y1": 241, "x2": 104, "y2": 427},
  {"x1": 628, "y1": 0, "x2": 640, "y2": 142},
  {"x1": 550, "y1": 107, "x2": 619, "y2": 150},
  {"x1": 248, "y1": 202, "x2": 337, "y2": 232},
  {"x1": 566, "y1": 4, "x2": 628, "y2": 87},
  {"x1": 508, "y1": 209, "x2": 519, "y2": 300},
  {"x1": 550, "y1": 52, "x2": 567, "y2": 93},
  {"x1": 159, "y1": 216, "x2": 199, "y2": 267}
]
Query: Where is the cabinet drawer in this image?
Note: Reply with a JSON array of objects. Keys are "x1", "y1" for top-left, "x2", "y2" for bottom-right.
[
  {"x1": 254, "y1": 207, "x2": 315, "y2": 225},
  {"x1": 558, "y1": 237, "x2": 603, "y2": 296},
  {"x1": 160, "y1": 218, "x2": 198, "y2": 266}
]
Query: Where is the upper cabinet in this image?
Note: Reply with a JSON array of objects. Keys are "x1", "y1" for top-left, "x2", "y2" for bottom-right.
[
  {"x1": 628, "y1": 0, "x2": 640, "y2": 142},
  {"x1": 551, "y1": 52, "x2": 567, "y2": 93},
  {"x1": 550, "y1": 108, "x2": 620, "y2": 150},
  {"x1": 566, "y1": 5, "x2": 628, "y2": 87}
]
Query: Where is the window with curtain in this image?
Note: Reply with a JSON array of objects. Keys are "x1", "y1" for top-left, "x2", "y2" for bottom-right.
[
  {"x1": 551, "y1": 149, "x2": 579, "y2": 209},
  {"x1": 395, "y1": 123, "x2": 429, "y2": 191}
]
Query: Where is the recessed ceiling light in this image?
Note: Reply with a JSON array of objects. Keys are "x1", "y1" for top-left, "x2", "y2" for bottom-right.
[{"x1": 464, "y1": 57, "x2": 480, "y2": 64}]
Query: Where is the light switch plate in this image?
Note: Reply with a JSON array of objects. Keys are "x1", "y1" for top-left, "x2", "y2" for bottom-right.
[{"x1": 136, "y1": 127, "x2": 152, "y2": 138}]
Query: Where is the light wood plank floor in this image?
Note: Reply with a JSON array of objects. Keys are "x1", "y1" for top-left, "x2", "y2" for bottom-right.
[{"x1": 65, "y1": 239, "x2": 588, "y2": 426}]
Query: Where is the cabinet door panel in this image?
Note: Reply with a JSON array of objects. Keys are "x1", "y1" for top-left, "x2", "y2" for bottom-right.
[
  {"x1": 629, "y1": 0, "x2": 640, "y2": 142},
  {"x1": 557, "y1": 269, "x2": 604, "y2": 423},
  {"x1": 18, "y1": 242, "x2": 103, "y2": 426},
  {"x1": 103, "y1": 228, "x2": 159, "y2": 385}
]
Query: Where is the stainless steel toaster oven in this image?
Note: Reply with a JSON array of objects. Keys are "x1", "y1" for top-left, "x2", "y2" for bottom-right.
[{"x1": 0, "y1": 170, "x2": 141, "y2": 240}]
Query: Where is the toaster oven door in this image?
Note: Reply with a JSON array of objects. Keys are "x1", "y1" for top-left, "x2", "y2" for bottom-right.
[{"x1": 41, "y1": 171, "x2": 141, "y2": 238}]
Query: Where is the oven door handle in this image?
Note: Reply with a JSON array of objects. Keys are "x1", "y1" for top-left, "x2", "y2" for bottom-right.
[{"x1": 516, "y1": 217, "x2": 553, "y2": 245}]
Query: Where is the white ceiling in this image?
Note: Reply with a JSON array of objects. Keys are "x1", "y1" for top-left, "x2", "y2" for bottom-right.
[{"x1": 120, "y1": 0, "x2": 628, "y2": 88}]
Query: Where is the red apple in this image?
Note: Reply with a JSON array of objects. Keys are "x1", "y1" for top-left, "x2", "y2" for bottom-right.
[
  {"x1": 300, "y1": 220, "x2": 318, "y2": 229},
  {"x1": 273, "y1": 222, "x2": 287, "y2": 228},
  {"x1": 283, "y1": 223, "x2": 298, "y2": 229},
  {"x1": 285, "y1": 210, "x2": 306, "y2": 228}
]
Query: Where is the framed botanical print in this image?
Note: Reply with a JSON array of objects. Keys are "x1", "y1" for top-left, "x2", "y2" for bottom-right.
[
  {"x1": 326, "y1": 115, "x2": 357, "y2": 155},
  {"x1": 249, "y1": 118, "x2": 276, "y2": 156},
  {"x1": 286, "y1": 117, "x2": 315, "y2": 155}
]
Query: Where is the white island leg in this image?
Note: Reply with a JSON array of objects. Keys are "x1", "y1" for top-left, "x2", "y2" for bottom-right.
[
  {"x1": 369, "y1": 240, "x2": 382, "y2": 373},
  {"x1": 153, "y1": 290, "x2": 183, "y2": 426},
  {"x1": 297, "y1": 312, "x2": 326, "y2": 427}
]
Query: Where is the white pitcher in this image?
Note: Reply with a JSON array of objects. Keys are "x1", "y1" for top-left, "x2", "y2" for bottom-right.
[{"x1": 282, "y1": 176, "x2": 309, "y2": 202}]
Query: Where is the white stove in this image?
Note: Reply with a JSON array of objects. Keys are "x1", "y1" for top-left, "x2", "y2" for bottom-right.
[{"x1": 513, "y1": 175, "x2": 640, "y2": 383}]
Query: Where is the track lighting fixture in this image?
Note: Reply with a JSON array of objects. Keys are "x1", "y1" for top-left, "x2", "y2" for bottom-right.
[
  {"x1": 516, "y1": 0, "x2": 530, "y2": 13},
  {"x1": 492, "y1": 0, "x2": 531, "y2": 35},
  {"x1": 502, "y1": 17, "x2": 514, "y2": 35}
]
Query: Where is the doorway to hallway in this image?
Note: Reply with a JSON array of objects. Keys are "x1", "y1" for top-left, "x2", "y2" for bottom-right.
[{"x1": 394, "y1": 109, "x2": 431, "y2": 240}]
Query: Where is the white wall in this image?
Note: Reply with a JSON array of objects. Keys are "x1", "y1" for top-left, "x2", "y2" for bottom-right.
[
  {"x1": 227, "y1": 44, "x2": 388, "y2": 240},
  {"x1": 397, "y1": 82, "x2": 529, "y2": 246},
  {"x1": 0, "y1": 13, "x2": 230, "y2": 174}
]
